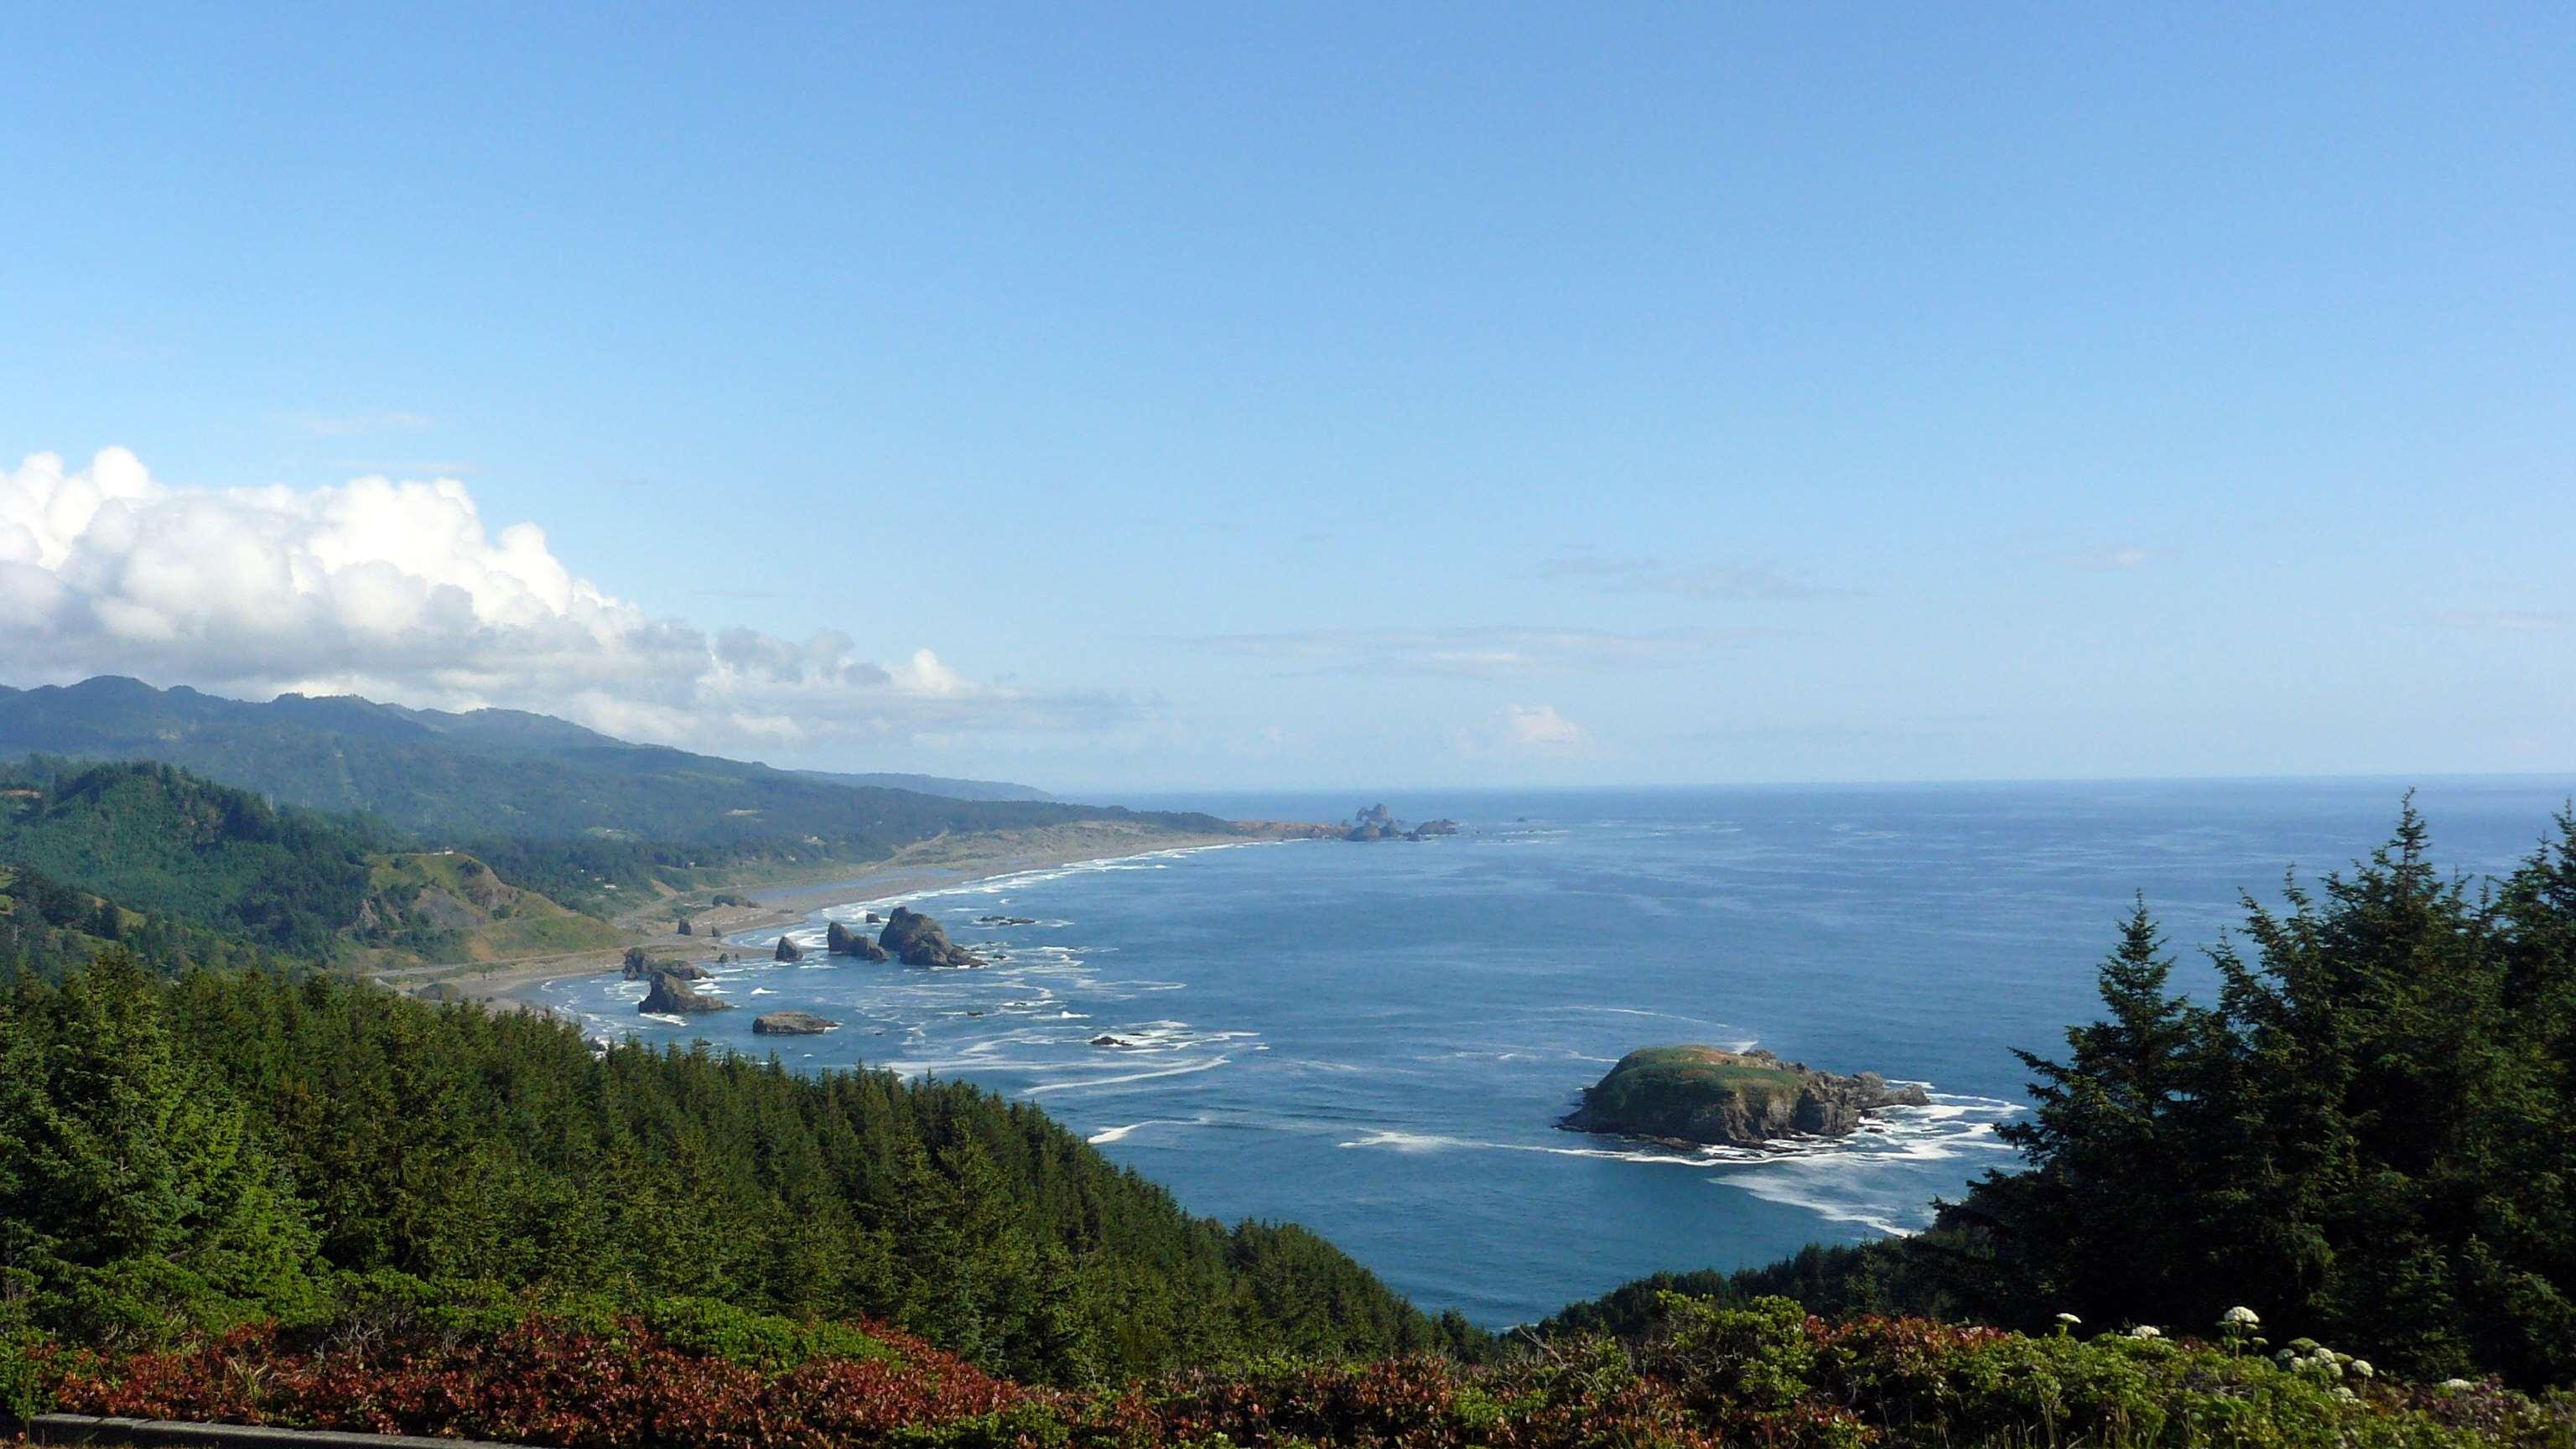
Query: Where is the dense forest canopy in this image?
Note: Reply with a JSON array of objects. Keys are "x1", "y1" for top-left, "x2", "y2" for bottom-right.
[
  {"x1": 0, "y1": 954, "x2": 1478, "y2": 1384},
  {"x1": 0, "y1": 760, "x2": 387, "y2": 958}
]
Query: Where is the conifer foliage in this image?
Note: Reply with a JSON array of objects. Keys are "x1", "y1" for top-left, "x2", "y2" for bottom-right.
[
  {"x1": 1938, "y1": 803, "x2": 2576, "y2": 1384},
  {"x1": 0, "y1": 958, "x2": 1475, "y2": 1384}
]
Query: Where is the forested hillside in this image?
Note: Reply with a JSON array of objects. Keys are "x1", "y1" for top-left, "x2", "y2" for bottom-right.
[
  {"x1": 0, "y1": 954, "x2": 1477, "y2": 1384},
  {"x1": 0, "y1": 677, "x2": 1208, "y2": 854},
  {"x1": 0, "y1": 759, "x2": 619, "y2": 964},
  {"x1": 0, "y1": 861, "x2": 299, "y2": 982},
  {"x1": 0, "y1": 759, "x2": 387, "y2": 958}
]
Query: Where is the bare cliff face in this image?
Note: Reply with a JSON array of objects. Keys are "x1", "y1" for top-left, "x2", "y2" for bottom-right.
[{"x1": 1558, "y1": 1045, "x2": 1929, "y2": 1149}]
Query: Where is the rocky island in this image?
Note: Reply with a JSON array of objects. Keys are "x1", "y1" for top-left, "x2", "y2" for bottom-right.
[
  {"x1": 639, "y1": 968, "x2": 730, "y2": 1015},
  {"x1": 622, "y1": 948, "x2": 710, "y2": 982},
  {"x1": 826, "y1": 920, "x2": 891, "y2": 960},
  {"x1": 1559, "y1": 1044, "x2": 1928, "y2": 1149},
  {"x1": 1342, "y1": 803, "x2": 1459, "y2": 841},
  {"x1": 879, "y1": 906, "x2": 983, "y2": 968},
  {"x1": 752, "y1": 1010, "x2": 839, "y2": 1036}
]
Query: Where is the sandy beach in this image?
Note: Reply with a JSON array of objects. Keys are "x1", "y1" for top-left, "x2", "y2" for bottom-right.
[{"x1": 402, "y1": 820, "x2": 1273, "y2": 1014}]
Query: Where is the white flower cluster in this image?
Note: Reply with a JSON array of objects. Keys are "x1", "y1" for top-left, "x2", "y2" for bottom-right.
[{"x1": 2275, "y1": 1337, "x2": 2371, "y2": 1383}]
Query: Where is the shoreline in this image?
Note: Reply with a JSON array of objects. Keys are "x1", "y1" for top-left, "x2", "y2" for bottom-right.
[{"x1": 420, "y1": 824, "x2": 1278, "y2": 1019}]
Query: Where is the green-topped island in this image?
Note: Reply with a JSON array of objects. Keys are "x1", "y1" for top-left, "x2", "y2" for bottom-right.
[{"x1": 1559, "y1": 1044, "x2": 1929, "y2": 1149}]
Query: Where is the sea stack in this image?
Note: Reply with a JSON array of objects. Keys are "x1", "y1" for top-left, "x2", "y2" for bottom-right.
[
  {"x1": 1559, "y1": 1046, "x2": 1928, "y2": 1150},
  {"x1": 826, "y1": 920, "x2": 891, "y2": 961},
  {"x1": 878, "y1": 906, "x2": 982, "y2": 968},
  {"x1": 752, "y1": 1010, "x2": 839, "y2": 1036},
  {"x1": 774, "y1": 935, "x2": 805, "y2": 963},
  {"x1": 640, "y1": 969, "x2": 731, "y2": 1015}
]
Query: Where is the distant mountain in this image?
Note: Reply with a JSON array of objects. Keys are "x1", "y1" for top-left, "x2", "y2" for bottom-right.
[
  {"x1": 794, "y1": 768, "x2": 1054, "y2": 802},
  {"x1": 0, "y1": 677, "x2": 1215, "y2": 858}
]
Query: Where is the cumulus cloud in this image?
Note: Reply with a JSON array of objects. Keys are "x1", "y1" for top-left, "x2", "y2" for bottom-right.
[
  {"x1": 1449, "y1": 703, "x2": 1597, "y2": 758},
  {"x1": 1178, "y1": 625, "x2": 1778, "y2": 678},
  {"x1": 1498, "y1": 703, "x2": 1593, "y2": 750},
  {"x1": 0, "y1": 448, "x2": 1125, "y2": 754}
]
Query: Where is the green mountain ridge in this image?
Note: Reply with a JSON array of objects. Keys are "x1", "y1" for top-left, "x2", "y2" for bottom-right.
[
  {"x1": 0, "y1": 677, "x2": 1227, "y2": 911},
  {"x1": 0, "y1": 676, "x2": 1124, "y2": 843}
]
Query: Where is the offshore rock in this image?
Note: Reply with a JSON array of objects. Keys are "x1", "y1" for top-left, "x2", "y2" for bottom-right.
[
  {"x1": 826, "y1": 920, "x2": 891, "y2": 960},
  {"x1": 640, "y1": 969, "x2": 731, "y2": 1015},
  {"x1": 879, "y1": 906, "x2": 982, "y2": 968},
  {"x1": 1559, "y1": 1045, "x2": 1928, "y2": 1149}
]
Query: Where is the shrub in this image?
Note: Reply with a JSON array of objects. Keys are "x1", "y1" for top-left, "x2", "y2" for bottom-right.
[{"x1": 26, "y1": 1304, "x2": 2566, "y2": 1449}]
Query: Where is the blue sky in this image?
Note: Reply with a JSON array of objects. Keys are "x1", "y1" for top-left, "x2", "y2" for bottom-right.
[{"x1": 3, "y1": 3, "x2": 2570, "y2": 791}]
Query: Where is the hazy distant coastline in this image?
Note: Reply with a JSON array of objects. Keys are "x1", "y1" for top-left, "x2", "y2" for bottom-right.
[{"x1": 454, "y1": 820, "x2": 1285, "y2": 1016}]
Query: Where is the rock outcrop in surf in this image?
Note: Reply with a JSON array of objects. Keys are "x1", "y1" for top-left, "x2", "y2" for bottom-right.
[
  {"x1": 826, "y1": 920, "x2": 891, "y2": 960},
  {"x1": 1340, "y1": 804, "x2": 1460, "y2": 841},
  {"x1": 1559, "y1": 1045, "x2": 1927, "y2": 1149},
  {"x1": 640, "y1": 969, "x2": 730, "y2": 1015},
  {"x1": 879, "y1": 906, "x2": 982, "y2": 968},
  {"x1": 774, "y1": 935, "x2": 805, "y2": 963},
  {"x1": 623, "y1": 949, "x2": 709, "y2": 981},
  {"x1": 752, "y1": 1010, "x2": 838, "y2": 1035}
]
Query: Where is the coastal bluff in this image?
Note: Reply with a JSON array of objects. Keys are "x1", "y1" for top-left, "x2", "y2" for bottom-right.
[{"x1": 1558, "y1": 1044, "x2": 1927, "y2": 1149}]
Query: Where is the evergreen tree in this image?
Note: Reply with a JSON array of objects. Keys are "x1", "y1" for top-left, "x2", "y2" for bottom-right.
[
  {"x1": 1935, "y1": 805, "x2": 2576, "y2": 1384},
  {"x1": 0, "y1": 951, "x2": 318, "y2": 1341}
]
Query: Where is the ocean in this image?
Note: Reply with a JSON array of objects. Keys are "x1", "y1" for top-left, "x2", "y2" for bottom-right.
[{"x1": 532, "y1": 777, "x2": 2575, "y2": 1327}]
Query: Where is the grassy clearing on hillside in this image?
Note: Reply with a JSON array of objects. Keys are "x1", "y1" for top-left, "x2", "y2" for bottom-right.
[{"x1": 358, "y1": 851, "x2": 624, "y2": 964}]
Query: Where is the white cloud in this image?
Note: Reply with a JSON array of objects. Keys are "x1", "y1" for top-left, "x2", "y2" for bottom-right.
[
  {"x1": 1453, "y1": 702, "x2": 1597, "y2": 758},
  {"x1": 1498, "y1": 703, "x2": 1593, "y2": 750},
  {"x1": 0, "y1": 448, "x2": 1125, "y2": 754}
]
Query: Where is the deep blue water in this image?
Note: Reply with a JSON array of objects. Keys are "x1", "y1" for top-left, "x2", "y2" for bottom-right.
[{"x1": 535, "y1": 778, "x2": 2575, "y2": 1327}]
